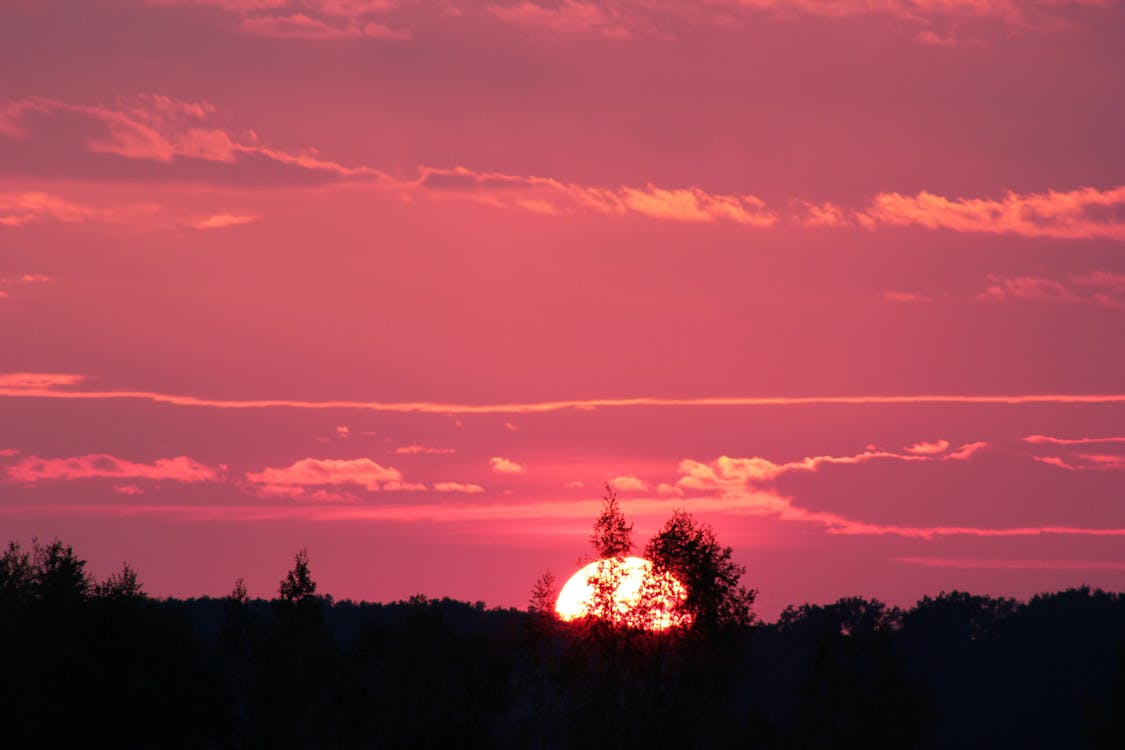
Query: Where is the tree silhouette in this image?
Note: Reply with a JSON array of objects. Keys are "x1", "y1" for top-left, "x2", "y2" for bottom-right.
[
  {"x1": 644, "y1": 508, "x2": 757, "y2": 630},
  {"x1": 279, "y1": 548, "x2": 317, "y2": 604},
  {"x1": 231, "y1": 576, "x2": 248, "y2": 604},
  {"x1": 591, "y1": 483, "x2": 633, "y2": 558},
  {"x1": 248, "y1": 548, "x2": 341, "y2": 748},
  {"x1": 780, "y1": 598, "x2": 935, "y2": 749},
  {"x1": 528, "y1": 569, "x2": 557, "y2": 616},
  {"x1": 3, "y1": 533, "x2": 1124, "y2": 747},
  {"x1": 31, "y1": 537, "x2": 91, "y2": 605},
  {"x1": 94, "y1": 561, "x2": 145, "y2": 599},
  {"x1": 0, "y1": 540, "x2": 33, "y2": 604}
]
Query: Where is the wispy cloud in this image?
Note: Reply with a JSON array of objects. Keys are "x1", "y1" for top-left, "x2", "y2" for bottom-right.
[
  {"x1": 433, "y1": 481, "x2": 486, "y2": 493},
  {"x1": 152, "y1": 0, "x2": 409, "y2": 40},
  {"x1": 0, "y1": 191, "x2": 102, "y2": 226},
  {"x1": 1032, "y1": 454, "x2": 1125, "y2": 471},
  {"x1": 665, "y1": 444, "x2": 1125, "y2": 538},
  {"x1": 239, "y1": 12, "x2": 409, "y2": 39},
  {"x1": 883, "y1": 291, "x2": 933, "y2": 303},
  {"x1": 488, "y1": 1, "x2": 633, "y2": 39},
  {"x1": 7, "y1": 453, "x2": 217, "y2": 484},
  {"x1": 0, "y1": 273, "x2": 54, "y2": 301},
  {"x1": 6, "y1": 96, "x2": 1123, "y2": 242},
  {"x1": 895, "y1": 556, "x2": 1125, "y2": 571},
  {"x1": 979, "y1": 271, "x2": 1125, "y2": 310},
  {"x1": 152, "y1": 0, "x2": 1123, "y2": 43},
  {"x1": 0, "y1": 373, "x2": 86, "y2": 388},
  {"x1": 0, "y1": 95, "x2": 387, "y2": 185},
  {"x1": 4, "y1": 372, "x2": 1125, "y2": 413},
  {"x1": 193, "y1": 213, "x2": 259, "y2": 230},
  {"x1": 0, "y1": 188, "x2": 263, "y2": 232},
  {"x1": 1024, "y1": 434, "x2": 1125, "y2": 446},
  {"x1": 393, "y1": 444, "x2": 456, "y2": 455},
  {"x1": 1022, "y1": 433, "x2": 1125, "y2": 471},
  {"x1": 857, "y1": 186, "x2": 1125, "y2": 241},
  {"x1": 415, "y1": 166, "x2": 777, "y2": 227}
]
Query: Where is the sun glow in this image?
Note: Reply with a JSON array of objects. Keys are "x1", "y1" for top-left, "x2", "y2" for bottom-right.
[{"x1": 555, "y1": 556, "x2": 691, "y2": 630}]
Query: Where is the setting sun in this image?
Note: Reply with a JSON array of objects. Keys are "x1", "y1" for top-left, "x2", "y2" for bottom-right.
[{"x1": 555, "y1": 556, "x2": 691, "y2": 630}]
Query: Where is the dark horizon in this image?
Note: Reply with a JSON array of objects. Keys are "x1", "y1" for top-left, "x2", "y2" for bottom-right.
[{"x1": 3, "y1": 533, "x2": 1124, "y2": 748}]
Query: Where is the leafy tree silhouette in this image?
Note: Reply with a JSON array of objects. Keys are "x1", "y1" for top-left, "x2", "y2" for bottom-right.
[
  {"x1": 231, "y1": 576, "x2": 249, "y2": 603},
  {"x1": 216, "y1": 576, "x2": 256, "y2": 745},
  {"x1": 0, "y1": 540, "x2": 34, "y2": 605},
  {"x1": 644, "y1": 508, "x2": 757, "y2": 632},
  {"x1": 93, "y1": 561, "x2": 145, "y2": 600},
  {"x1": 279, "y1": 547, "x2": 317, "y2": 604},
  {"x1": 31, "y1": 537, "x2": 91, "y2": 606},
  {"x1": 247, "y1": 548, "x2": 341, "y2": 749},
  {"x1": 592, "y1": 482, "x2": 633, "y2": 558},
  {"x1": 551, "y1": 489, "x2": 762, "y2": 747},
  {"x1": 529, "y1": 569, "x2": 556, "y2": 614},
  {"x1": 584, "y1": 484, "x2": 640, "y2": 628}
]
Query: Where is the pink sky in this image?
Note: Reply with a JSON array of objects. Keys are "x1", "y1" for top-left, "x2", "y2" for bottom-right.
[{"x1": 2, "y1": 0, "x2": 1123, "y2": 619}]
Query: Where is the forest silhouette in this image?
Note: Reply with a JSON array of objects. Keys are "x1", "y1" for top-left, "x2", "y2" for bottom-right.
[{"x1": 2, "y1": 494, "x2": 1124, "y2": 749}]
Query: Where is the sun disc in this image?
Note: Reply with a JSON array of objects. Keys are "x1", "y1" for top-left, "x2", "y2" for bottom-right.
[{"x1": 555, "y1": 556, "x2": 690, "y2": 630}]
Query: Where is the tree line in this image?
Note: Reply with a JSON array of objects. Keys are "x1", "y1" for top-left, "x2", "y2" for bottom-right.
[{"x1": 1, "y1": 500, "x2": 1123, "y2": 748}]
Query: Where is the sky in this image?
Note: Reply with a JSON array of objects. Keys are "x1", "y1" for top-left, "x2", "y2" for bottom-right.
[{"x1": 2, "y1": 0, "x2": 1124, "y2": 620}]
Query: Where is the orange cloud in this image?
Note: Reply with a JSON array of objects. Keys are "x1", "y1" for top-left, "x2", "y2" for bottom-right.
[
  {"x1": 904, "y1": 439, "x2": 950, "y2": 455},
  {"x1": 1024, "y1": 434, "x2": 1125, "y2": 445},
  {"x1": 193, "y1": 213, "x2": 259, "y2": 230},
  {"x1": 489, "y1": 456, "x2": 527, "y2": 473},
  {"x1": 608, "y1": 474, "x2": 648, "y2": 491},
  {"x1": 1032, "y1": 454, "x2": 1125, "y2": 471},
  {"x1": 799, "y1": 201, "x2": 851, "y2": 227},
  {"x1": 979, "y1": 272, "x2": 1125, "y2": 310},
  {"x1": 7, "y1": 454, "x2": 217, "y2": 483},
  {"x1": 433, "y1": 481, "x2": 486, "y2": 493},
  {"x1": 416, "y1": 166, "x2": 776, "y2": 226},
  {"x1": 668, "y1": 447, "x2": 1125, "y2": 538},
  {"x1": 0, "y1": 188, "x2": 263, "y2": 232},
  {"x1": 9, "y1": 96, "x2": 1122, "y2": 243},
  {"x1": 0, "y1": 96, "x2": 387, "y2": 182},
  {"x1": 858, "y1": 186, "x2": 1125, "y2": 240},
  {"x1": 0, "y1": 191, "x2": 101, "y2": 226},
  {"x1": 0, "y1": 372, "x2": 86, "y2": 388},
  {"x1": 245, "y1": 457, "x2": 409, "y2": 492},
  {"x1": 617, "y1": 185, "x2": 776, "y2": 226}
]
